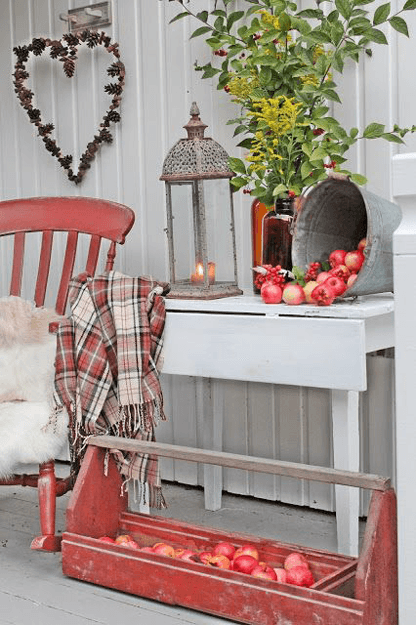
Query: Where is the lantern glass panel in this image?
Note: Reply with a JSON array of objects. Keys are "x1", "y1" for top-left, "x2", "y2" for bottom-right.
[
  {"x1": 203, "y1": 179, "x2": 235, "y2": 283},
  {"x1": 169, "y1": 179, "x2": 235, "y2": 284},
  {"x1": 169, "y1": 183, "x2": 194, "y2": 282}
]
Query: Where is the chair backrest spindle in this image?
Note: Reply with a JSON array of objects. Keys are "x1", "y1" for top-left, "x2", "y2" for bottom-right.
[
  {"x1": 10, "y1": 232, "x2": 25, "y2": 297},
  {"x1": 34, "y1": 230, "x2": 54, "y2": 308},
  {"x1": 85, "y1": 234, "x2": 102, "y2": 276}
]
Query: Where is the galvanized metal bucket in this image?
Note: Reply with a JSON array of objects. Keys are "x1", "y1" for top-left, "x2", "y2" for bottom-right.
[{"x1": 292, "y1": 178, "x2": 402, "y2": 296}]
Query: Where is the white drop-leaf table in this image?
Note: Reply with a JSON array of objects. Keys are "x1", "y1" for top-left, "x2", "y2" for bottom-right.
[{"x1": 162, "y1": 293, "x2": 394, "y2": 556}]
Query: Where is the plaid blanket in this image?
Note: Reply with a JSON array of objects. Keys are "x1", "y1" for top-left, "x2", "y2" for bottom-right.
[{"x1": 53, "y1": 270, "x2": 170, "y2": 508}]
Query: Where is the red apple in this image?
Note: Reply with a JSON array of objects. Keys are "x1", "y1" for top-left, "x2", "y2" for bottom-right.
[
  {"x1": 115, "y1": 534, "x2": 133, "y2": 545},
  {"x1": 212, "y1": 542, "x2": 236, "y2": 560},
  {"x1": 346, "y1": 273, "x2": 358, "y2": 289},
  {"x1": 232, "y1": 554, "x2": 259, "y2": 574},
  {"x1": 152, "y1": 542, "x2": 176, "y2": 557},
  {"x1": 316, "y1": 271, "x2": 331, "y2": 284},
  {"x1": 358, "y1": 237, "x2": 367, "y2": 250},
  {"x1": 124, "y1": 540, "x2": 139, "y2": 549},
  {"x1": 273, "y1": 567, "x2": 288, "y2": 583},
  {"x1": 233, "y1": 544, "x2": 260, "y2": 561},
  {"x1": 284, "y1": 552, "x2": 309, "y2": 571},
  {"x1": 303, "y1": 280, "x2": 319, "y2": 304},
  {"x1": 286, "y1": 565, "x2": 315, "y2": 587},
  {"x1": 210, "y1": 555, "x2": 231, "y2": 569},
  {"x1": 174, "y1": 548, "x2": 198, "y2": 561},
  {"x1": 344, "y1": 249, "x2": 365, "y2": 272},
  {"x1": 198, "y1": 551, "x2": 214, "y2": 565},
  {"x1": 324, "y1": 275, "x2": 347, "y2": 297},
  {"x1": 329, "y1": 249, "x2": 347, "y2": 268},
  {"x1": 98, "y1": 536, "x2": 115, "y2": 544},
  {"x1": 251, "y1": 564, "x2": 278, "y2": 581},
  {"x1": 261, "y1": 282, "x2": 283, "y2": 304},
  {"x1": 282, "y1": 283, "x2": 306, "y2": 305}
]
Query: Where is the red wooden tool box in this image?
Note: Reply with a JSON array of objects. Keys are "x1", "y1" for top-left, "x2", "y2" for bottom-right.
[{"x1": 62, "y1": 436, "x2": 397, "y2": 625}]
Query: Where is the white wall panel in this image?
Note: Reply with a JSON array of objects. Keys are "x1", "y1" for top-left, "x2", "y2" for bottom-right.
[{"x1": 0, "y1": 0, "x2": 401, "y2": 513}]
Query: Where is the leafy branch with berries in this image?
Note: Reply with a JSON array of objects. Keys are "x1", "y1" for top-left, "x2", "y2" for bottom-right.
[
  {"x1": 12, "y1": 30, "x2": 125, "y2": 185},
  {"x1": 165, "y1": 0, "x2": 416, "y2": 206}
]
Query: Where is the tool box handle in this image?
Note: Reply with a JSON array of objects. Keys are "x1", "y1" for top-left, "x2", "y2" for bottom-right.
[{"x1": 87, "y1": 435, "x2": 390, "y2": 492}]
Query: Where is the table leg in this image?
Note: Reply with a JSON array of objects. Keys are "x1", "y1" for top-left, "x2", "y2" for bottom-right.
[
  {"x1": 331, "y1": 389, "x2": 360, "y2": 556},
  {"x1": 198, "y1": 378, "x2": 224, "y2": 511}
]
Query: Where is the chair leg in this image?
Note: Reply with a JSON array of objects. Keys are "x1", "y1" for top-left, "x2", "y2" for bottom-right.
[{"x1": 30, "y1": 460, "x2": 62, "y2": 552}]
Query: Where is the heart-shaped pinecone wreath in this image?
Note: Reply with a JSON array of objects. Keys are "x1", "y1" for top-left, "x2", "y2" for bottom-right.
[{"x1": 12, "y1": 30, "x2": 125, "y2": 184}]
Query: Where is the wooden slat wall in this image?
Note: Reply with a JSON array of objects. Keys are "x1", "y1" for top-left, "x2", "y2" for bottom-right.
[{"x1": 0, "y1": 0, "x2": 404, "y2": 513}]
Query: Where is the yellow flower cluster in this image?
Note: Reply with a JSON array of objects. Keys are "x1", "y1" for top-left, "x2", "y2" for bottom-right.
[
  {"x1": 258, "y1": 9, "x2": 280, "y2": 31},
  {"x1": 227, "y1": 74, "x2": 259, "y2": 103},
  {"x1": 248, "y1": 96, "x2": 303, "y2": 136},
  {"x1": 246, "y1": 132, "x2": 283, "y2": 172}
]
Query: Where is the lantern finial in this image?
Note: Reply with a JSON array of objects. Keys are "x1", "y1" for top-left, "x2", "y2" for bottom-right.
[{"x1": 183, "y1": 101, "x2": 207, "y2": 140}]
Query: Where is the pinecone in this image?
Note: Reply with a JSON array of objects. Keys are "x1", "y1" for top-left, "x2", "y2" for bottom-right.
[
  {"x1": 104, "y1": 82, "x2": 123, "y2": 96},
  {"x1": 86, "y1": 31, "x2": 100, "y2": 48},
  {"x1": 59, "y1": 155, "x2": 73, "y2": 169},
  {"x1": 49, "y1": 41, "x2": 65, "y2": 59},
  {"x1": 107, "y1": 62, "x2": 123, "y2": 77},
  {"x1": 106, "y1": 110, "x2": 121, "y2": 123},
  {"x1": 78, "y1": 30, "x2": 90, "y2": 43},
  {"x1": 99, "y1": 128, "x2": 113, "y2": 143},
  {"x1": 13, "y1": 46, "x2": 30, "y2": 63},
  {"x1": 13, "y1": 68, "x2": 29, "y2": 82},
  {"x1": 63, "y1": 33, "x2": 80, "y2": 47},
  {"x1": 38, "y1": 123, "x2": 55, "y2": 137},
  {"x1": 43, "y1": 138, "x2": 60, "y2": 157},
  {"x1": 31, "y1": 38, "x2": 46, "y2": 56},
  {"x1": 99, "y1": 32, "x2": 111, "y2": 47},
  {"x1": 28, "y1": 108, "x2": 41, "y2": 123},
  {"x1": 63, "y1": 58, "x2": 75, "y2": 78}
]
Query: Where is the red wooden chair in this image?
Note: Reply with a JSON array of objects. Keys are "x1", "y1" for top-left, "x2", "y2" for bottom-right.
[{"x1": 0, "y1": 196, "x2": 135, "y2": 551}]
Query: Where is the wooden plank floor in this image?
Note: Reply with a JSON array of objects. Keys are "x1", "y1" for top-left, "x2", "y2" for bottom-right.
[{"x1": 0, "y1": 463, "x2": 364, "y2": 625}]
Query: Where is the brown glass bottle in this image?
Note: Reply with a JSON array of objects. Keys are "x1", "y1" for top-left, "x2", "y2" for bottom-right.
[
  {"x1": 262, "y1": 198, "x2": 294, "y2": 270},
  {"x1": 251, "y1": 198, "x2": 294, "y2": 293}
]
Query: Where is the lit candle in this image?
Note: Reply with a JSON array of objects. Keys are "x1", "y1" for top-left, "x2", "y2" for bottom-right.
[{"x1": 191, "y1": 262, "x2": 216, "y2": 285}]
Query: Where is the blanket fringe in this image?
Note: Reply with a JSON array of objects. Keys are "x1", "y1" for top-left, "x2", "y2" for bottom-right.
[
  {"x1": 125, "y1": 477, "x2": 167, "y2": 510},
  {"x1": 118, "y1": 397, "x2": 166, "y2": 436}
]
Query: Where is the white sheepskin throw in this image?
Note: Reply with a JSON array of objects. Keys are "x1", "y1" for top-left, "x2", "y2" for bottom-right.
[{"x1": 0, "y1": 296, "x2": 69, "y2": 477}]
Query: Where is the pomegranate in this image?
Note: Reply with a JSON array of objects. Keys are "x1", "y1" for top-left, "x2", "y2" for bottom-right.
[{"x1": 329, "y1": 249, "x2": 347, "y2": 268}]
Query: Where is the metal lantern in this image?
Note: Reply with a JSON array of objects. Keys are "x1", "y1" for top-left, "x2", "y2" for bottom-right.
[{"x1": 160, "y1": 102, "x2": 242, "y2": 299}]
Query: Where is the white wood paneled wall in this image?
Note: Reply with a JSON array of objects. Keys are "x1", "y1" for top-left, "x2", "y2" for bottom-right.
[{"x1": 0, "y1": 0, "x2": 409, "y2": 513}]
